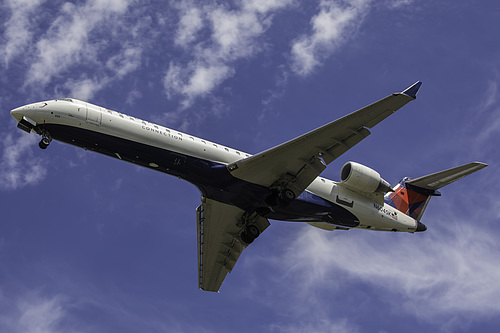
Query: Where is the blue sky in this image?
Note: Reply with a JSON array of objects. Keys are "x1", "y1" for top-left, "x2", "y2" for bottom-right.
[{"x1": 1, "y1": 0, "x2": 499, "y2": 332}]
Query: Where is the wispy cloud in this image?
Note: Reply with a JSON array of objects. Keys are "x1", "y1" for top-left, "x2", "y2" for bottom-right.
[
  {"x1": 164, "y1": 0, "x2": 294, "y2": 108},
  {"x1": 0, "y1": 1, "x2": 147, "y2": 100},
  {"x1": 0, "y1": 132, "x2": 47, "y2": 191},
  {"x1": 384, "y1": 0, "x2": 416, "y2": 9},
  {"x1": 1, "y1": 1, "x2": 379, "y2": 112},
  {"x1": 0, "y1": 0, "x2": 45, "y2": 67},
  {"x1": 473, "y1": 78, "x2": 500, "y2": 154},
  {"x1": 61, "y1": 45, "x2": 142, "y2": 100},
  {"x1": 0, "y1": 291, "x2": 78, "y2": 333},
  {"x1": 26, "y1": 1, "x2": 133, "y2": 88},
  {"x1": 269, "y1": 318, "x2": 359, "y2": 333},
  {"x1": 290, "y1": 0, "x2": 371, "y2": 76},
  {"x1": 275, "y1": 219, "x2": 500, "y2": 326}
]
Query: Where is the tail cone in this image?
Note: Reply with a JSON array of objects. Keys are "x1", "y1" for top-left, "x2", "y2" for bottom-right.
[{"x1": 415, "y1": 221, "x2": 427, "y2": 232}]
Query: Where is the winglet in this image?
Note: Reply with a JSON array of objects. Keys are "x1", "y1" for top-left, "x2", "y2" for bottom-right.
[{"x1": 401, "y1": 81, "x2": 422, "y2": 99}]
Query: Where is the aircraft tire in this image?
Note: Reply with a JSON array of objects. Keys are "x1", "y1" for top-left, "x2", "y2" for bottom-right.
[
  {"x1": 281, "y1": 189, "x2": 295, "y2": 201},
  {"x1": 246, "y1": 225, "x2": 260, "y2": 238},
  {"x1": 39, "y1": 138, "x2": 50, "y2": 149},
  {"x1": 241, "y1": 225, "x2": 260, "y2": 244}
]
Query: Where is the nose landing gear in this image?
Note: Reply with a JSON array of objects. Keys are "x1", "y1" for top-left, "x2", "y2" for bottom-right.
[{"x1": 38, "y1": 130, "x2": 52, "y2": 149}]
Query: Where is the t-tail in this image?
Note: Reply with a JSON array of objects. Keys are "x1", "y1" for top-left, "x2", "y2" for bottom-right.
[{"x1": 384, "y1": 162, "x2": 488, "y2": 227}]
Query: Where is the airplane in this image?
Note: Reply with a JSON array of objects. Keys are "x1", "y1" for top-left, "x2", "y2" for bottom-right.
[{"x1": 10, "y1": 81, "x2": 487, "y2": 292}]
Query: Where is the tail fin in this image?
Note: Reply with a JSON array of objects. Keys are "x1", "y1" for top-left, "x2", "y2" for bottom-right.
[{"x1": 385, "y1": 162, "x2": 487, "y2": 220}]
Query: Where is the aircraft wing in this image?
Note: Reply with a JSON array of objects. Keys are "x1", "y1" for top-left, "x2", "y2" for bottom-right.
[
  {"x1": 196, "y1": 197, "x2": 270, "y2": 292},
  {"x1": 228, "y1": 82, "x2": 422, "y2": 197}
]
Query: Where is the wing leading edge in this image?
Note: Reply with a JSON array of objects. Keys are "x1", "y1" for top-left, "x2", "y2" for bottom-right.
[{"x1": 228, "y1": 82, "x2": 422, "y2": 199}]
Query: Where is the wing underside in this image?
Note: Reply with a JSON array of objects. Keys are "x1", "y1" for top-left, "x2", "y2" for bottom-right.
[{"x1": 196, "y1": 197, "x2": 270, "y2": 292}]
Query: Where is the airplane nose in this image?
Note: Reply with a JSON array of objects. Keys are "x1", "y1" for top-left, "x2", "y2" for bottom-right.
[
  {"x1": 10, "y1": 102, "x2": 42, "y2": 122},
  {"x1": 11, "y1": 105, "x2": 39, "y2": 133},
  {"x1": 10, "y1": 106, "x2": 26, "y2": 122}
]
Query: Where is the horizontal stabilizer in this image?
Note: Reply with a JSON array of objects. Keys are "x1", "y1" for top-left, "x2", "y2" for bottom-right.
[{"x1": 406, "y1": 162, "x2": 488, "y2": 191}]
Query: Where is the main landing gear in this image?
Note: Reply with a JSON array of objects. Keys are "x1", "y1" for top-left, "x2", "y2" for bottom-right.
[
  {"x1": 264, "y1": 188, "x2": 296, "y2": 207},
  {"x1": 240, "y1": 224, "x2": 260, "y2": 244}
]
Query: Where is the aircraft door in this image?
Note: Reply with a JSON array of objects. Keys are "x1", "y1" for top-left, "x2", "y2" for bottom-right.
[{"x1": 85, "y1": 104, "x2": 102, "y2": 126}]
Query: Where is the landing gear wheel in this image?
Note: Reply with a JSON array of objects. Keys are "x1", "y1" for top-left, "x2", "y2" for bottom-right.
[
  {"x1": 246, "y1": 225, "x2": 260, "y2": 238},
  {"x1": 39, "y1": 138, "x2": 50, "y2": 149},
  {"x1": 281, "y1": 189, "x2": 295, "y2": 201},
  {"x1": 240, "y1": 225, "x2": 261, "y2": 244},
  {"x1": 264, "y1": 192, "x2": 279, "y2": 207},
  {"x1": 38, "y1": 130, "x2": 52, "y2": 150},
  {"x1": 277, "y1": 188, "x2": 295, "y2": 207}
]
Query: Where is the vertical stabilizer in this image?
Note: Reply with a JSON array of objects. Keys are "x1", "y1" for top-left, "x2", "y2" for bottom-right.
[
  {"x1": 385, "y1": 162, "x2": 487, "y2": 221},
  {"x1": 385, "y1": 179, "x2": 438, "y2": 221}
]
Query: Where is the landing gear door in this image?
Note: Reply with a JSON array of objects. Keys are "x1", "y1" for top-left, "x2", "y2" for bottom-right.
[{"x1": 85, "y1": 104, "x2": 102, "y2": 126}]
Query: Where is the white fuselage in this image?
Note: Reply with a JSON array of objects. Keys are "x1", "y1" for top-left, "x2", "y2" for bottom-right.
[{"x1": 10, "y1": 98, "x2": 419, "y2": 233}]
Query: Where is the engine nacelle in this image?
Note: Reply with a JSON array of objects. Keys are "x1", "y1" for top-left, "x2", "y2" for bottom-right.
[{"x1": 340, "y1": 162, "x2": 392, "y2": 193}]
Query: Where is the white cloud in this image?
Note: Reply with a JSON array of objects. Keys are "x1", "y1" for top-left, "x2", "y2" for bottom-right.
[
  {"x1": 164, "y1": 0, "x2": 294, "y2": 107},
  {"x1": 279, "y1": 220, "x2": 500, "y2": 325},
  {"x1": 478, "y1": 79, "x2": 499, "y2": 113},
  {"x1": 59, "y1": 45, "x2": 142, "y2": 100},
  {"x1": 63, "y1": 76, "x2": 106, "y2": 101},
  {"x1": 0, "y1": 132, "x2": 47, "y2": 191},
  {"x1": 269, "y1": 318, "x2": 359, "y2": 333},
  {"x1": 290, "y1": 0, "x2": 371, "y2": 76},
  {"x1": 174, "y1": 6, "x2": 204, "y2": 46},
  {"x1": 106, "y1": 46, "x2": 142, "y2": 79},
  {"x1": 384, "y1": 0, "x2": 416, "y2": 9},
  {"x1": 0, "y1": 291, "x2": 78, "y2": 333},
  {"x1": 0, "y1": 0, "x2": 45, "y2": 67},
  {"x1": 26, "y1": 1, "x2": 132, "y2": 87},
  {"x1": 182, "y1": 64, "x2": 234, "y2": 97}
]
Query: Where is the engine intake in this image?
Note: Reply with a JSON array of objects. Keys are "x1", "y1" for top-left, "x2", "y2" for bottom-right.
[{"x1": 340, "y1": 162, "x2": 393, "y2": 193}]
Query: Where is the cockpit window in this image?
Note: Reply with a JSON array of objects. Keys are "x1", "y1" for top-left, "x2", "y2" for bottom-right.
[{"x1": 57, "y1": 98, "x2": 74, "y2": 102}]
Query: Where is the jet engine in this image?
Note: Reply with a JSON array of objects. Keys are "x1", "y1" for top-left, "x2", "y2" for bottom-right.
[{"x1": 340, "y1": 162, "x2": 393, "y2": 193}]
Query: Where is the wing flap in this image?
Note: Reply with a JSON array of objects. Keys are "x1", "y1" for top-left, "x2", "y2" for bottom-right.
[{"x1": 196, "y1": 197, "x2": 270, "y2": 292}]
